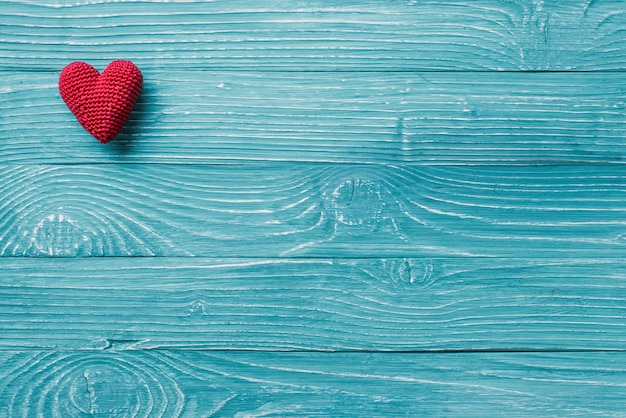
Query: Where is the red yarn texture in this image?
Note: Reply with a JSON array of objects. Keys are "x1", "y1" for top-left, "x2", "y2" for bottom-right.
[{"x1": 59, "y1": 60, "x2": 143, "y2": 143}]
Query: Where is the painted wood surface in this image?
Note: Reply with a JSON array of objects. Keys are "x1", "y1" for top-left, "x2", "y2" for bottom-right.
[
  {"x1": 2, "y1": 71, "x2": 626, "y2": 164},
  {"x1": 3, "y1": 257, "x2": 626, "y2": 351},
  {"x1": 3, "y1": 350, "x2": 626, "y2": 417},
  {"x1": 3, "y1": 164, "x2": 626, "y2": 258},
  {"x1": 2, "y1": 0, "x2": 626, "y2": 415},
  {"x1": 2, "y1": 0, "x2": 626, "y2": 71}
]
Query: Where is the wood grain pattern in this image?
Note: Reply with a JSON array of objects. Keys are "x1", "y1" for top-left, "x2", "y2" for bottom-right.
[
  {"x1": 3, "y1": 0, "x2": 626, "y2": 415},
  {"x1": 3, "y1": 257, "x2": 626, "y2": 351},
  {"x1": 2, "y1": 350, "x2": 626, "y2": 417},
  {"x1": 2, "y1": 0, "x2": 626, "y2": 71},
  {"x1": 3, "y1": 164, "x2": 626, "y2": 258},
  {"x1": 2, "y1": 70, "x2": 626, "y2": 164}
]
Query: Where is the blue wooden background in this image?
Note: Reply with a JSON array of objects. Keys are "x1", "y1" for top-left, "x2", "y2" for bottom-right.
[{"x1": 2, "y1": 0, "x2": 626, "y2": 416}]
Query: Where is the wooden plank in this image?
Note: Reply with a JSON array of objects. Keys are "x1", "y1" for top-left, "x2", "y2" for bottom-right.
[
  {"x1": 2, "y1": 70, "x2": 626, "y2": 165},
  {"x1": 2, "y1": 0, "x2": 626, "y2": 71},
  {"x1": 2, "y1": 164, "x2": 626, "y2": 258},
  {"x1": 2, "y1": 257, "x2": 626, "y2": 351},
  {"x1": 2, "y1": 350, "x2": 626, "y2": 417}
]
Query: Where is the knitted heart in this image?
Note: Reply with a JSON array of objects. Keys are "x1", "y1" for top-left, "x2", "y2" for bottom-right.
[{"x1": 59, "y1": 60, "x2": 143, "y2": 143}]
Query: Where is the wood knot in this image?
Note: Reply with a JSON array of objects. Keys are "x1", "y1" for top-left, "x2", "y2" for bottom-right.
[
  {"x1": 325, "y1": 176, "x2": 388, "y2": 235},
  {"x1": 382, "y1": 259, "x2": 436, "y2": 290},
  {"x1": 3, "y1": 353, "x2": 185, "y2": 417},
  {"x1": 26, "y1": 213, "x2": 94, "y2": 257}
]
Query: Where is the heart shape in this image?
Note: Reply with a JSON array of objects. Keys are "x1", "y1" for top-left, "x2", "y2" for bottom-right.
[{"x1": 59, "y1": 60, "x2": 143, "y2": 143}]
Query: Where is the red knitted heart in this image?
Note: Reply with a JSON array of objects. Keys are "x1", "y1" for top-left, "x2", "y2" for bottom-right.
[{"x1": 59, "y1": 60, "x2": 143, "y2": 143}]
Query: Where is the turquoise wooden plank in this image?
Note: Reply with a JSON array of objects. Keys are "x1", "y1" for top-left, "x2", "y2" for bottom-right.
[
  {"x1": 2, "y1": 70, "x2": 625, "y2": 164},
  {"x1": 2, "y1": 0, "x2": 626, "y2": 71},
  {"x1": 3, "y1": 164, "x2": 626, "y2": 258},
  {"x1": 2, "y1": 350, "x2": 626, "y2": 417},
  {"x1": 3, "y1": 257, "x2": 626, "y2": 351}
]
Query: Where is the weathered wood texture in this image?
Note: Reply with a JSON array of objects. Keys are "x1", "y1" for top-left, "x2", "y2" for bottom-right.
[
  {"x1": 2, "y1": 258, "x2": 626, "y2": 351},
  {"x1": 3, "y1": 164, "x2": 626, "y2": 258},
  {"x1": 2, "y1": 350, "x2": 626, "y2": 417},
  {"x1": 2, "y1": 0, "x2": 626, "y2": 71},
  {"x1": 2, "y1": 71, "x2": 626, "y2": 164},
  {"x1": 3, "y1": 0, "x2": 626, "y2": 415}
]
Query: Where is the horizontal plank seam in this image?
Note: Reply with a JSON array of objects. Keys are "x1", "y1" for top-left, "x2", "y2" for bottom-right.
[
  {"x1": 1, "y1": 255, "x2": 624, "y2": 261},
  {"x1": 4, "y1": 162, "x2": 626, "y2": 168},
  {"x1": 3, "y1": 68, "x2": 626, "y2": 74},
  {"x1": 0, "y1": 348, "x2": 624, "y2": 354}
]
